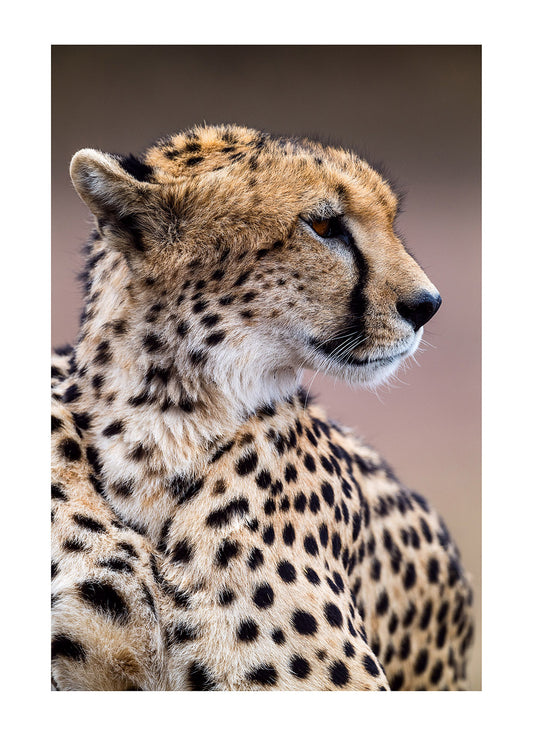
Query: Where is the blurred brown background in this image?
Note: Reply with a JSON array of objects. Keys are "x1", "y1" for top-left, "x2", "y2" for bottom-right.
[{"x1": 52, "y1": 45, "x2": 481, "y2": 689}]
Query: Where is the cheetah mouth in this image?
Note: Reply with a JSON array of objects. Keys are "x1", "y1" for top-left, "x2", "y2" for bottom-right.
[{"x1": 307, "y1": 335, "x2": 412, "y2": 369}]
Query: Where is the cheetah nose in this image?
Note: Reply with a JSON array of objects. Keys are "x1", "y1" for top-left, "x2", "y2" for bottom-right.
[{"x1": 396, "y1": 290, "x2": 442, "y2": 332}]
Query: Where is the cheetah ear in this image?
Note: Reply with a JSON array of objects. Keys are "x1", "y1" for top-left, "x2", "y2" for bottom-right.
[{"x1": 70, "y1": 149, "x2": 157, "y2": 253}]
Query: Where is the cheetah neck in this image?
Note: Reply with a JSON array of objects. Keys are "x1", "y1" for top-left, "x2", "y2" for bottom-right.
[
  {"x1": 60, "y1": 241, "x2": 305, "y2": 535},
  {"x1": 61, "y1": 343, "x2": 305, "y2": 539}
]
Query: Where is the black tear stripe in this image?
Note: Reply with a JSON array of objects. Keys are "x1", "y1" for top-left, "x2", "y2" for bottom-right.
[
  {"x1": 309, "y1": 230, "x2": 370, "y2": 363},
  {"x1": 344, "y1": 223, "x2": 370, "y2": 328}
]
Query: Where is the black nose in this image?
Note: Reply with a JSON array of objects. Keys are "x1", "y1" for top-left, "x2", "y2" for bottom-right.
[{"x1": 396, "y1": 291, "x2": 442, "y2": 331}]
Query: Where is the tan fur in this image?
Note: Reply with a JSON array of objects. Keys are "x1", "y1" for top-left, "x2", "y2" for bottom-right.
[{"x1": 52, "y1": 125, "x2": 472, "y2": 690}]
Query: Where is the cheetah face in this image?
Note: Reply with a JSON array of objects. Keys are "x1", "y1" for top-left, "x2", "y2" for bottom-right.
[{"x1": 70, "y1": 125, "x2": 441, "y2": 399}]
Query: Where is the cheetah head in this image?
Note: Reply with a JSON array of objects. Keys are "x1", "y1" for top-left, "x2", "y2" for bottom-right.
[{"x1": 70, "y1": 125, "x2": 441, "y2": 409}]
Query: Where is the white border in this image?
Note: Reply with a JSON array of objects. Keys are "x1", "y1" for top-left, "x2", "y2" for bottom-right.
[{"x1": 4, "y1": 1, "x2": 532, "y2": 750}]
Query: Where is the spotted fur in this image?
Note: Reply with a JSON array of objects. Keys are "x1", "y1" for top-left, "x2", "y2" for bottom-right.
[{"x1": 51, "y1": 124, "x2": 473, "y2": 690}]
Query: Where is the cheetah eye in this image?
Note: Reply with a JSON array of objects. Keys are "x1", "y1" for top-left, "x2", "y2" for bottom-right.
[
  {"x1": 305, "y1": 215, "x2": 348, "y2": 241},
  {"x1": 310, "y1": 218, "x2": 333, "y2": 237}
]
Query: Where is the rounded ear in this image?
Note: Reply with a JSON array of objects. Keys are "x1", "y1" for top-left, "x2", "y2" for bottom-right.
[
  {"x1": 70, "y1": 149, "x2": 163, "y2": 256},
  {"x1": 70, "y1": 149, "x2": 151, "y2": 220}
]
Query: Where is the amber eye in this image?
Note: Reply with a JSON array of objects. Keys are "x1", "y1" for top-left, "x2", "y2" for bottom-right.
[{"x1": 310, "y1": 218, "x2": 332, "y2": 237}]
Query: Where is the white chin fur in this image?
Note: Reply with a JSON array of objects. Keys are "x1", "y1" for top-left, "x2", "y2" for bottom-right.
[
  {"x1": 305, "y1": 329, "x2": 423, "y2": 390},
  {"x1": 346, "y1": 329, "x2": 423, "y2": 388}
]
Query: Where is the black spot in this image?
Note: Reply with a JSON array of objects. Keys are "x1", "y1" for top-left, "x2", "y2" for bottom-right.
[
  {"x1": 93, "y1": 340, "x2": 112, "y2": 366},
  {"x1": 102, "y1": 420, "x2": 123, "y2": 437},
  {"x1": 343, "y1": 641, "x2": 355, "y2": 658},
  {"x1": 321, "y1": 481, "x2": 334, "y2": 507},
  {"x1": 253, "y1": 583, "x2": 274, "y2": 609},
  {"x1": 430, "y1": 660, "x2": 443, "y2": 685},
  {"x1": 168, "y1": 622, "x2": 199, "y2": 644},
  {"x1": 59, "y1": 438, "x2": 82, "y2": 462},
  {"x1": 324, "y1": 602, "x2": 343, "y2": 628},
  {"x1": 277, "y1": 560, "x2": 297, "y2": 583},
  {"x1": 169, "y1": 474, "x2": 204, "y2": 504},
  {"x1": 419, "y1": 517, "x2": 433, "y2": 543},
  {"x1": 284, "y1": 463, "x2": 298, "y2": 483},
  {"x1": 414, "y1": 648, "x2": 429, "y2": 676},
  {"x1": 51, "y1": 415, "x2": 63, "y2": 433},
  {"x1": 219, "y1": 294, "x2": 235, "y2": 306},
  {"x1": 111, "y1": 479, "x2": 134, "y2": 497},
  {"x1": 218, "y1": 588, "x2": 235, "y2": 606},
  {"x1": 304, "y1": 535, "x2": 319, "y2": 556},
  {"x1": 262, "y1": 525, "x2": 275, "y2": 545},
  {"x1": 279, "y1": 495, "x2": 290, "y2": 511},
  {"x1": 294, "y1": 492, "x2": 307, "y2": 513},
  {"x1": 320, "y1": 455, "x2": 334, "y2": 475},
  {"x1": 427, "y1": 558, "x2": 440, "y2": 583},
  {"x1": 63, "y1": 538, "x2": 87, "y2": 552},
  {"x1": 142, "y1": 333, "x2": 163, "y2": 352},
  {"x1": 270, "y1": 479, "x2": 283, "y2": 496},
  {"x1": 403, "y1": 602, "x2": 417, "y2": 628},
  {"x1": 283, "y1": 523, "x2": 295, "y2": 546},
  {"x1": 247, "y1": 547, "x2": 264, "y2": 570},
  {"x1": 292, "y1": 610, "x2": 318, "y2": 635},
  {"x1": 201, "y1": 313, "x2": 220, "y2": 327},
  {"x1": 352, "y1": 512, "x2": 362, "y2": 542},
  {"x1": 272, "y1": 629, "x2": 285, "y2": 645},
  {"x1": 363, "y1": 654, "x2": 380, "y2": 677},
  {"x1": 303, "y1": 453, "x2": 316, "y2": 472},
  {"x1": 51, "y1": 483, "x2": 67, "y2": 501},
  {"x1": 186, "y1": 155, "x2": 203, "y2": 167},
  {"x1": 256, "y1": 469, "x2": 272, "y2": 489},
  {"x1": 419, "y1": 600, "x2": 433, "y2": 630},
  {"x1": 176, "y1": 320, "x2": 190, "y2": 337},
  {"x1": 399, "y1": 635, "x2": 411, "y2": 660},
  {"x1": 290, "y1": 655, "x2": 311, "y2": 679},
  {"x1": 376, "y1": 590, "x2": 389, "y2": 616},
  {"x1": 176, "y1": 394, "x2": 194, "y2": 413},
  {"x1": 263, "y1": 498, "x2": 276, "y2": 515},
  {"x1": 98, "y1": 557, "x2": 134, "y2": 573},
  {"x1": 305, "y1": 427, "x2": 318, "y2": 447},
  {"x1": 403, "y1": 562, "x2": 416, "y2": 589},
  {"x1": 331, "y1": 533, "x2": 342, "y2": 559},
  {"x1": 390, "y1": 670, "x2": 404, "y2": 690},
  {"x1": 189, "y1": 349, "x2": 208, "y2": 367},
  {"x1": 370, "y1": 557, "x2": 382, "y2": 581},
  {"x1": 332, "y1": 571, "x2": 344, "y2": 591},
  {"x1": 52, "y1": 635, "x2": 86, "y2": 662},
  {"x1": 237, "y1": 618, "x2": 259, "y2": 642},
  {"x1": 329, "y1": 660, "x2": 350, "y2": 687},
  {"x1": 170, "y1": 538, "x2": 194, "y2": 564},
  {"x1": 235, "y1": 451, "x2": 259, "y2": 476},
  {"x1": 215, "y1": 539, "x2": 240, "y2": 567},
  {"x1": 62, "y1": 383, "x2": 81, "y2": 403},
  {"x1": 78, "y1": 580, "x2": 129, "y2": 623},
  {"x1": 188, "y1": 661, "x2": 216, "y2": 691},
  {"x1": 436, "y1": 624, "x2": 447, "y2": 648},
  {"x1": 206, "y1": 496, "x2": 249, "y2": 528},
  {"x1": 234, "y1": 270, "x2": 251, "y2": 286},
  {"x1": 247, "y1": 664, "x2": 277, "y2": 686},
  {"x1": 304, "y1": 567, "x2": 320, "y2": 585},
  {"x1": 213, "y1": 479, "x2": 227, "y2": 495},
  {"x1": 309, "y1": 492, "x2": 321, "y2": 514}
]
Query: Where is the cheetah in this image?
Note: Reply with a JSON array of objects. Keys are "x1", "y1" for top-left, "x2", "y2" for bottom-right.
[{"x1": 51, "y1": 124, "x2": 474, "y2": 690}]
